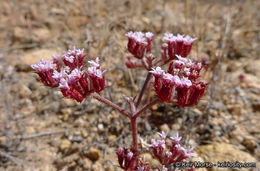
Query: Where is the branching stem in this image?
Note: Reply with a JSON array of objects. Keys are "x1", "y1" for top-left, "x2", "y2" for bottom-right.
[
  {"x1": 135, "y1": 72, "x2": 152, "y2": 108},
  {"x1": 92, "y1": 93, "x2": 130, "y2": 118}
]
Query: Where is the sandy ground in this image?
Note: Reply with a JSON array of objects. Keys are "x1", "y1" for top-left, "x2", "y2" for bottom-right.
[{"x1": 0, "y1": 0, "x2": 259, "y2": 170}]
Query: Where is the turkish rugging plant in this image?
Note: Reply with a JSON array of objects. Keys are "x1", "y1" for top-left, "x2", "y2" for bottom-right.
[{"x1": 31, "y1": 31, "x2": 208, "y2": 171}]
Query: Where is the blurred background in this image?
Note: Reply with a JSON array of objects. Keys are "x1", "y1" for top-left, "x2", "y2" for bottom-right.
[{"x1": 0, "y1": 0, "x2": 259, "y2": 170}]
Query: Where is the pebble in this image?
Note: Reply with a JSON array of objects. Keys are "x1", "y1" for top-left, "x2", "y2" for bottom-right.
[
  {"x1": 81, "y1": 130, "x2": 88, "y2": 138},
  {"x1": 82, "y1": 158, "x2": 92, "y2": 169},
  {"x1": 140, "y1": 153, "x2": 160, "y2": 167},
  {"x1": 32, "y1": 28, "x2": 51, "y2": 43},
  {"x1": 92, "y1": 161, "x2": 104, "y2": 171},
  {"x1": 242, "y1": 139, "x2": 256, "y2": 152},
  {"x1": 59, "y1": 139, "x2": 71, "y2": 152},
  {"x1": 108, "y1": 135, "x2": 116, "y2": 142},
  {"x1": 70, "y1": 134, "x2": 83, "y2": 143},
  {"x1": 98, "y1": 123, "x2": 104, "y2": 131},
  {"x1": 12, "y1": 27, "x2": 30, "y2": 43},
  {"x1": 160, "y1": 124, "x2": 170, "y2": 133},
  {"x1": 62, "y1": 113, "x2": 69, "y2": 121},
  {"x1": 85, "y1": 147, "x2": 102, "y2": 161}
]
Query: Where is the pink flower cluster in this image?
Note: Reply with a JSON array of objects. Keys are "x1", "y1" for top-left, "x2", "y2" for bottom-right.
[
  {"x1": 117, "y1": 147, "x2": 137, "y2": 170},
  {"x1": 116, "y1": 147, "x2": 168, "y2": 171},
  {"x1": 149, "y1": 132, "x2": 196, "y2": 167},
  {"x1": 31, "y1": 47, "x2": 105, "y2": 102},
  {"x1": 150, "y1": 55, "x2": 207, "y2": 106},
  {"x1": 125, "y1": 31, "x2": 154, "y2": 59},
  {"x1": 162, "y1": 34, "x2": 197, "y2": 60}
]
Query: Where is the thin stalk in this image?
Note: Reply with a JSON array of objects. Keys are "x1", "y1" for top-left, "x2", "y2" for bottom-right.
[
  {"x1": 135, "y1": 72, "x2": 152, "y2": 108},
  {"x1": 92, "y1": 93, "x2": 130, "y2": 118},
  {"x1": 130, "y1": 117, "x2": 138, "y2": 151},
  {"x1": 133, "y1": 98, "x2": 159, "y2": 119}
]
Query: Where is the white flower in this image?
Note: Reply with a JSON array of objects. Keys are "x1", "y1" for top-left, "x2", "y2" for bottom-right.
[
  {"x1": 163, "y1": 73, "x2": 173, "y2": 80},
  {"x1": 126, "y1": 31, "x2": 147, "y2": 44},
  {"x1": 127, "y1": 152, "x2": 133, "y2": 159},
  {"x1": 181, "y1": 77, "x2": 192, "y2": 87},
  {"x1": 158, "y1": 131, "x2": 167, "y2": 139},
  {"x1": 163, "y1": 33, "x2": 176, "y2": 42},
  {"x1": 145, "y1": 32, "x2": 154, "y2": 39},
  {"x1": 150, "y1": 67, "x2": 165, "y2": 76},
  {"x1": 176, "y1": 34, "x2": 184, "y2": 42},
  {"x1": 59, "y1": 78, "x2": 69, "y2": 89},
  {"x1": 171, "y1": 75, "x2": 181, "y2": 85},
  {"x1": 88, "y1": 57, "x2": 100, "y2": 67},
  {"x1": 170, "y1": 132, "x2": 182, "y2": 143},
  {"x1": 88, "y1": 67, "x2": 104, "y2": 78},
  {"x1": 52, "y1": 70, "x2": 63, "y2": 80},
  {"x1": 68, "y1": 68, "x2": 81, "y2": 82},
  {"x1": 62, "y1": 55, "x2": 74, "y2": 63},
  {"x1": 31, "y1": 59, "x2": 54, "y2": 72},
  {"x1": 184, "y1": 35, "x2": 197, "y2": 44},
  {"x1": 176, "y1": 55, "x2": 187, "y2": 62}
]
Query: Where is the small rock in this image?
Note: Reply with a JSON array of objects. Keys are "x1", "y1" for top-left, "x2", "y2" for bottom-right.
[
  {"x1": 70, "y1": 133, "x2": 83, "y2": 143},
  {"x1": 85, "y1": 147, "x2": 102, "y2": 161},
  {"x1": 142, "y1": 17, "x2": 151, "y2": 24},
  {"x1": 0, "y1": 136, "x2": 7, "y2": 143},
  {"x1": 151, "y1": 104, "x2": 159, "y2": 110},
  {"x1": 66, "y1": 16, "x2": 88, "y2": 29},
  {"x1": 98, "y1": 123, "x2": 104, "y2": 131},
  {"x1": 108, "y1": 135, "x2": 116, "y2": 142},
  {"x1": 12, "y1": 27, "x2": 30, "y2": 43},
  {"x1": 140, "y1": 153, "x2": 160, "y2": 167},
  {"x1": 62, "y1": 113, "x2": 69, "y2": 121},
  {"x1": 83, "y1": 158, "x2": 92, "y2": 169},
  {"x1": 242, "y1": 139, "x2": 256, "y2": 152},
  {"x1": 252, "y1": 100, "x2": 260, "y2": 112},
  {"x1": 153, "y1": 21, "x2": 162, "y2": 33},
  {"x1": 227, "y1": 104, "x2": 242, "y2": 115},
  {"x1": 192, "y1": 108, "x2": 203, "y2": 115},
  {"x1": 32, "y1": 28, "x2": 51, "y2": 43},
  {"x1": 75, "y1": 118, "x2": 87, "y2": 128},
  {"x1": 22, "y1": 49, "x2": 59, "y2": 66},
  {"x1": 59, "y1": 139, "x2": 71, "y2": 152},
  {"x1": 81, "y1": 130, "x2": 88, "y2": 138},
  {"x1": 27, "y1": 126, "x2": 35, "y2": 134},
  {"x1": 92, "y1": 161, "x2": 104, "y2": 171},
  {"x1": 140, "y1": 153, "x2": 152, "y2": 163},
  {"x1": 160, "y1": 124, "x2": 170, "y2": 133},
  {"x1": 244, "y1": 60, "x2": 260, "y2": 76}
]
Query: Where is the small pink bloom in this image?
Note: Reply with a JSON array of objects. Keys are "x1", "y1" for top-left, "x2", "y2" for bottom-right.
[{"x1": 126, "y1": 31, "x2": 153, "y2": 59}]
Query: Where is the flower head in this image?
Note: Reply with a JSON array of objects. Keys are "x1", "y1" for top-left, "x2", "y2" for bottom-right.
[
  {"x1": 126, "y1": 31, "x2": 154, "y2": 58},
  {"x1": 152, "y1": 52, "x2": 208, "y2": 106},
  {"x1": 31, "y1": 47, "x2": 105, "y2": 102},
  {"x1": 162, "y1": 33, "x2": 197, "y2": 60},
  {"x1": 149, "y1": 132, "x2": 197, "y2": 167}
]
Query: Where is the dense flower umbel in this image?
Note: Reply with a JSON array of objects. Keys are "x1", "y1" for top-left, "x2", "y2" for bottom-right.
[
  {"x1": 126, "y1": 31, "x2": 154, "y2": 59},
  {"x1": 150, "y1": 55, "x2": 208, "y2": 106},
  {"x1": 162, "y1": 34, "x2": 197, "y2": 60},
  {"x1": 117, "y1": 147, "x2": 137, "y2": 170},
  {"x1": 149, "y1": 132, "x2": 197, "y2": 167},
  {"x1": 31, "y1": 47, "x2": 105, "y2": 102}
]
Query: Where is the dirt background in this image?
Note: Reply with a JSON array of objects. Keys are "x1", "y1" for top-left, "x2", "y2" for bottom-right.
[{"x1": 0, "y1": 0, "x2": 259, "y2": 170}]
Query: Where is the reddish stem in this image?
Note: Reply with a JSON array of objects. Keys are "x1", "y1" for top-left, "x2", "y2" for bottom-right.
[
  {"x1": 135, "y1": 72, "x2": 152, "y2": 108},
  {"x1": 133, "y1": 98, "x2": 159, "y2": 119},
  {"x1": 131, "y1": 117, "x2": 138, "y2": 151},
  {"x1": 91, "y1": 93, "x2": 130, "y2": 118}
]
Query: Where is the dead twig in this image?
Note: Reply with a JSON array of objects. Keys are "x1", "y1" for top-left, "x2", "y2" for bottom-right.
[
  {"x1": 0, "y1": 151, "x2": 23, "y2": 166},
  {"x1": 19, "y1": 130, "x2": 65, "y2": 140}
]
